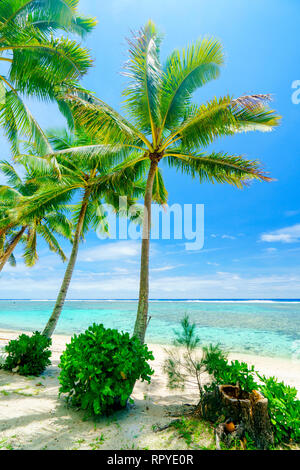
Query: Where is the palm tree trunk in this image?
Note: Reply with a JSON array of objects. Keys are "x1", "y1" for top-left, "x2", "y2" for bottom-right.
[
  {"x1": 42, "y1": 191, "x2": 89, "y2": 338},
  {"x1": 134, "y1": 160, "x2": 158, "y2": 343},
  {"x1": 0, "y1": 226, "x2": 27, "y2": 272}
]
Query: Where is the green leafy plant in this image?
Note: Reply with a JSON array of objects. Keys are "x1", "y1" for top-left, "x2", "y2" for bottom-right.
[
  {"x1": 164, "y1": 316, "x2": 257, "y2": 395},
  {"x1": 164, "y1": 315, "x2": 300, "y2": 447},
  {"x1": 257, "y1": 374, "x2": 300, "y2": 444},
  {"x1": 2, "y1": 332, "x2": 51, "y2": 376},
  {"x1": 58, "y1": 323, "x2": 154, "y2": 416},
  {"x1": 203, "y1": 346, "x2": 258, "y2": 393}
]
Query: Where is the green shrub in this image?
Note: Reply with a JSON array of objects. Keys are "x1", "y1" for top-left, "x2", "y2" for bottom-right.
[
  {"x1": 2, "y1": 332, "x2": 52, "y2": 376},
  {"x1": 58, "y1": 323, "x2": 154, "y2": 416},
  {"x1": 164, "y1": 315, "x2": 300, "y2": 446},
  {"x1": 257, "y1": 374, "x2": 300, "y2": 444},
  {"x1": 202, "y1": 344, "x2": 258, "y2": 393}
]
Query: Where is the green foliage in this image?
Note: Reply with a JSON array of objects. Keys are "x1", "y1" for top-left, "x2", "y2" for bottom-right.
[
  {"x1": 168, "y1": 417, "x2": 215, "y2": 450},
  {"x1": 202, "y1": 345, "x2": 258, "y2": 393},
  {"x1": 257, "y1": 374, "x2": 300, "y2": 444},
  {"x1": 0, "y1": 161, "x2": 72, "y2": 269},
  {"x1": 0, "y1": 0, "x2": 95, "y2": 154},
  {"x1": 173, "y1": 314, "x2": 201, "y2": 349},
  {"x1": 58, "y1": 323, "x2": 154, "y2": 416},
  {"x1": 2, "y1": 332, "x2": 51, "y2": 376},
  {"x1": 165, "y1": 315, "x2": 300, "y2": 446}
]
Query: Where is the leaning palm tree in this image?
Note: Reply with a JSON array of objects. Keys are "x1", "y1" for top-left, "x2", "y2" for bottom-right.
[
  {"x1": 8, "y1": 129, "x2": 148, "y2": 337},
  {"x1": 0, "y1": 0, "x2": 95, "y2": 153},
  {"x1": 53, "y1": 21, "x2": 280, "y2": 342},
  {"x1": 0, "y1": 160, "x2": 72, "y2": 271}
]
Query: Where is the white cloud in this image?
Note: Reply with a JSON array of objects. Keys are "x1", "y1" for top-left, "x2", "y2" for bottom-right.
[
  {"x1": 2, "y1": 270, "x2": 300, "y2": 299},
  {"x1": 151, "y1": 265, "x2": 179, "y2": 272},
  {"x1": 221, "y1": 235, "x2": 236, "y2": 240},
  {"x1": 265, "y1": 247, "x2": 277, "y2": 253},
  {"x1": 261, "y1": 224, "x2": 300, "y2": 243},
  {"x1": 78, "y1": 241, "x2": 140, "y2": 262},
  {"x1": 211, "y1": 234, "x2": 236, "y2": 240}
]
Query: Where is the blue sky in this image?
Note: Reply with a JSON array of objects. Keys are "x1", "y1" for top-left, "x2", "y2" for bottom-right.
[{"x1": 1, "y1": 0, "x2": 300, "y2": 299}]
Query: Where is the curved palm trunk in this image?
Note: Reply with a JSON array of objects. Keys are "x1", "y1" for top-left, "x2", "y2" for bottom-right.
[
  {"x1": 134, "y1": 160, "x2": 158, "y2": 343},
  {"x1": 42, "y1": 192, "x2": 89, "y2": 338},
  {"x1": 0, "y1": 226, "x2": 27, "y2": 272}
]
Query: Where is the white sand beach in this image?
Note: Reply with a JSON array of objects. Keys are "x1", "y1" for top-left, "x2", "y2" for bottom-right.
[{"x1": 0, "y1": 329, "x2": 299, "y2": 450}]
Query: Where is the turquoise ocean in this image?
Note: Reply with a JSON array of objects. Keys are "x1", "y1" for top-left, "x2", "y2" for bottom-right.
[{"x1": 1, "y1": 300, "x2": 300, "y2": 359}]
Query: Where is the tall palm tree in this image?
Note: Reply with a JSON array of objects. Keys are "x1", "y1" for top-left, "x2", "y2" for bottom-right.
[
  {"x1": 0, "y1": 160, "x2": 72, "y2": 271},
  {"x1": 0, "y1": 0, "x2": 96, "y2": 153},
  {"x1": 8, "y1": 129, "x2": 148, "y2": 337},
  {"x1": 51, "y1": 21, "x2": 280, "y2": 343}
]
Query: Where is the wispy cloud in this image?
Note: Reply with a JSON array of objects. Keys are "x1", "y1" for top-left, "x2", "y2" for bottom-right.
[
  {"x1": 3, "y1": 269, "x2": 300, "y2": 299},
  {"x1": 265, "y1": 247, "x2": 277, "y2": 253},
  {"x1": 211, "y1": 234, "x2": 236, "y2": 240},
  {"x1": 221, "y1": 235, "x2": 236, "y2": 240},
  {"x1": 78, "y1": 241, "x2": 140, "y2": 262},
  {"x1": 260, "y1": 224, "x2": 300, "y2": 243},
  {"x1": 151, "y1": 265, "x2": 180, "y2": 272}
]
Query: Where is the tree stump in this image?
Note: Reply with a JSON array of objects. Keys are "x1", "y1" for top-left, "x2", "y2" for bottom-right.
[{"x1": 197, "y1": 385, "x2": 274, "y2": 450}]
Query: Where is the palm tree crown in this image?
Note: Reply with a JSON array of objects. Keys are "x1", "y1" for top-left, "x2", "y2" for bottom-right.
[
  {"x1": 0, "y1": 159, "x2": 72, "y2": 271},
  {"x1": 0, "y1": 0, "x2": 96, "y2": 154}
]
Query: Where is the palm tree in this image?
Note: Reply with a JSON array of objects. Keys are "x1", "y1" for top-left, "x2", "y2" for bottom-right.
[
  {"x1": 0, "y1": 160, "x2": 72, "y2": 271},
  {"x1": 7, "y1": 129, "x2": 147, "y2": 337},
  {"x1": 0, "y1": 0, "x2": 96, "y2": 153},
  {"x1": 52, "y1": 21, "x2": 280, "y2": 343}
]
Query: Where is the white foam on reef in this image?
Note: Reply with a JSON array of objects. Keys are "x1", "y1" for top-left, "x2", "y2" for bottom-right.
[{"x1": 13, "y1": 299, "x2": 300, "y2": 304}]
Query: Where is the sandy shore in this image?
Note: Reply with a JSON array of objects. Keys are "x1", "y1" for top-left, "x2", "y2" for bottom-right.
[{"x1": 0, "y1": 329, "x2": 299, "y2": 450}]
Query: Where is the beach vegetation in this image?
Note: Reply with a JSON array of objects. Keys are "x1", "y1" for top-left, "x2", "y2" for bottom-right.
[
  {"x1": 164, "y1": 315, "x2": 300, "y2": 447},
  {"x1": 1, "y1": 331, "x2": 51, "y2": 376},
  {"x1": 164, "y1": 315, "x2": 258, "y2": 395},
  {"x1": 169, "y1": 417, "x2": 215, "y2": 449},
  {"x1": 203, "y1": 346, "x2": 258, "y2": 393},
  {"x1": 257, "y1": 374, "x2": 300, "y2": 445},
  {"x1": 58, "y1": 323, "x2": 154, "y2": 416}
]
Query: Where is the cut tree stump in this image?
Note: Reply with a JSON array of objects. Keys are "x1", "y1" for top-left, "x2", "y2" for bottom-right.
[{"x1": 197, "y1": 384, "x2": 274, "y2": 450}]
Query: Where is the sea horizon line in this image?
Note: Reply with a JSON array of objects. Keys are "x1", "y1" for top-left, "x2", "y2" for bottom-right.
[{"x1": 1, "y1": 298, "x2": 300, "y2": 303}]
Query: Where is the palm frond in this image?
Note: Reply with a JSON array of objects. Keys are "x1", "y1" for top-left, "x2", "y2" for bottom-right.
[
  {"x1": 23, "y1": 225, "x2": 38, "y2": 266},
  {"x1": 63, "y1": 92, "x2": 150, "y2": 148},
  {"x1": 0, "y1": 90, "x2": 52, "y2": 154},
  {"x1": 37, "y1": 222, "x2": 68, "y2": 262},
  {"x1": 43, "y1": 211, "x2": 73, "y2": 240},
  {"x1": 165, "y1": 150, "x2": 272, "y2": 188},
  {"x1": 8, "y1": 181, "x2": 78, "y2": 226},
  {"x1": 0, "y1": 0, "x2": 96, "y2": 37},
  {"x1": 8, "y1": 251, "x2": 16, "y2": 267},
  {"x1": 6, "y1": 28, "x2": 92, "y2": 99},
  {"x1": 122, "y1": 20, "x2": 162, "y2": 141},
  {"x1": 0, "y1": 160, "x2": 22, "y2": 187},
  {"x1": 161, "y1": 94, "x2": 280, "y2": 151},
  {"x1": 152, "y1": 167, "x2": 168, "y2": 204},
  {"x1": 160, "y1": 38, "x2": 224, "y2": 131}
]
